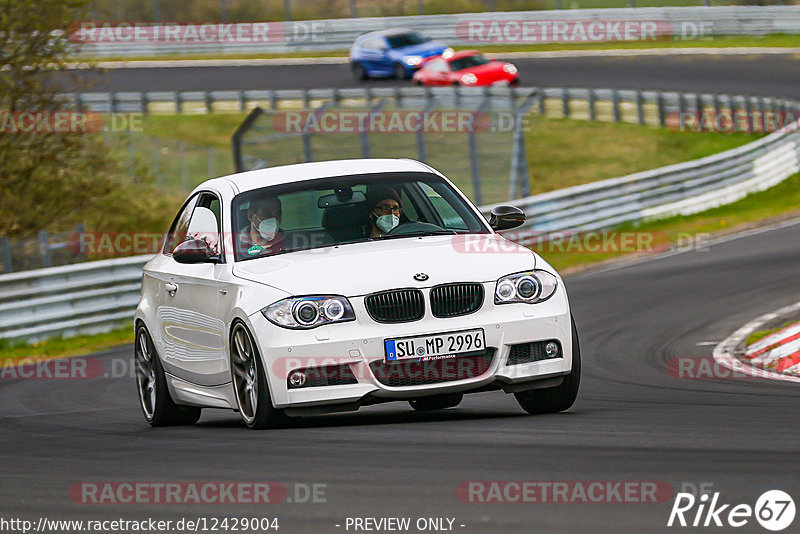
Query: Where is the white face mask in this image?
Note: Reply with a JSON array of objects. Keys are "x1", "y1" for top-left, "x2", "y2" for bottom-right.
[
  {"x1": 375, "y1": 214, "x2": 399, "y2": 233},
  {"x1": 254, "y1": 216, "x2": 279, "y2": 241}
]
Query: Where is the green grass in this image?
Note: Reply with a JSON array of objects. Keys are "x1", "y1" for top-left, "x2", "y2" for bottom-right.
[
  {"x1": 77, "y1": 34, "x2": 800, "y2": 63},
  {"x1": 745, "y1": 321, "x2": 799, "y2": 347},
  {"x1": 537, "y1": 172, "x2": 800, "y2": 272},
  {"x1": 0, "y1": 325, "x2": 133, "y2": 361},
  {"x1": 524, "y1": 117, "x2": 760, "y2": 194}
]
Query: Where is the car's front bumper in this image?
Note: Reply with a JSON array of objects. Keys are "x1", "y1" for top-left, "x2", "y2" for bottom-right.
[{"x1": 248, "y1": 282, "x2": 573, "y2": 411}]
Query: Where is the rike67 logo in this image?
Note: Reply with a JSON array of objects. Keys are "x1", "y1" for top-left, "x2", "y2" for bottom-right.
[{"x1": 668, "y1": 490, "x2": 795, "y2": 531}]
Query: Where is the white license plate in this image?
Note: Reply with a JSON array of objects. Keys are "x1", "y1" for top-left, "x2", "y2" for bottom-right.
[{"x1": 385, "y1": 329, "x2": 485, "y2": 361}]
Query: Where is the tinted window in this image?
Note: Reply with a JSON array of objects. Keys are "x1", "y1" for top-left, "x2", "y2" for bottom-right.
[
  {"x1": 449, "y1": 54, "x2": 491, "y2": 72},
  {"x1": 386, "y1": 32, "x2": 426, "y2": 49},
  {"x1": 164, "y1": 195, "x2": 198, "y2": 255},
  {"x1": 231, "y1": 172, "x2": 488, "y2": 261},
  {"x1": 424, "y1": 59, "x2": 450, "y2": 73},
  {"x1": 362, "y1": 38, "x2": 386, "y2": 50}
]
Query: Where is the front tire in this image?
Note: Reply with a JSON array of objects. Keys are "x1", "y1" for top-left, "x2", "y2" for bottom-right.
[
  {"x1": 351, "y1": 62, "x2": 367, "y2": 81},
  {"x1": 410, "y1": 393, "x2": 463, "y2": 411},
  {"x1": 135, "y1": 325, "x2": 201, "y2": 427},
  {"x1": 514, "y1": 315, "x2": 581, "y2": 415},
  {"x1": 394, "y1": 63, "x2": 409, "y2": 80},
  {"x1": 230, "y1": 322, "x2": 289, "y2": 430}
]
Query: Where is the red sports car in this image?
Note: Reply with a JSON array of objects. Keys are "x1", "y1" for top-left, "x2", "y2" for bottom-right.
[{"x1": 412, "y1": 50, "x2": 519, "y2": 86}]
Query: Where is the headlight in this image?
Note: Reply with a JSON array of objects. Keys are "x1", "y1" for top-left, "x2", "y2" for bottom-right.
[
  {"x1": 403, "y1": 55, "x2": 423, "y2": 66},
  {"x1": 262, "y1": 296, "x2": 355, "y2": 329},
  {"x1": 442, "y1": 48, "x2": 454, "y2": 58},
  {"x1": 503, "y1": 63, "x2": 518, "y2": 75},
  {"x1": 460, "y1": 73, "x2": 478, "y2": 85},
  {"x1": 494, "y1": 270, "x2": 558, "y2": 304}
]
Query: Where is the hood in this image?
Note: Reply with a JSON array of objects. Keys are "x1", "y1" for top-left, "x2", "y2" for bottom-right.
[
  {"x1": 462, "y1": 60, "x2": 512, "y2": 82},
  {"x1": 232, "y1": 234, "x2": 535, "y2": 297},
  {"x1": 389, "y1": 41, "x2": 447, "y2": 59}
]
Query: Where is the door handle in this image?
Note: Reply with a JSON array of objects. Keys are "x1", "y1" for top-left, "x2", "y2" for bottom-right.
[{"x1": 164, "y1": 282, "x2": 178, "y2": 294}]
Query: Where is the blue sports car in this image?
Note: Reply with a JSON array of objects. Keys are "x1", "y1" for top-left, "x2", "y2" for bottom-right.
[{"x1": 349, "y1": 29, "x2": 452, "y2": 81}]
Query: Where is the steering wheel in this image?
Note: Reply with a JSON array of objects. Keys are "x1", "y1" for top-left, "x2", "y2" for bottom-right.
[{"x1": 386, "y1": 221, "x2": 445, "y2": 236}]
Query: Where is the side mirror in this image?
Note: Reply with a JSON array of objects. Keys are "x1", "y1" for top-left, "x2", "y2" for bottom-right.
[
  {"x1": 173, "y1": 239, "x2": 218, "y2": 264},
  {"x1": 489, "y1": 205, "x2": 526, "y2": 231}
]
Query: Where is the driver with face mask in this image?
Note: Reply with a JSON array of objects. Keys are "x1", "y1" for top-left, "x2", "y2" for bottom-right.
[
  {"x1": 239, "y1": 196, "x2": 285, "y2": 256},
  {"x1": 366, "y1": 186, "x2": 403, "y2": 238}
]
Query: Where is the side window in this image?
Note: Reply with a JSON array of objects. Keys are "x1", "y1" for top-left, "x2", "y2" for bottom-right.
[
  {"x1": 427, "y1": 59, "x2": 450, "y2": 73},
  {"x1": 187, "y1": 193, "x2": 223, "y2": 255},
  {"x1": 164, "y1": 195, "x2": 198, "y2": 255},
  {"x1": 363, "y1": 38, "x2": 386, "y2": 51}
]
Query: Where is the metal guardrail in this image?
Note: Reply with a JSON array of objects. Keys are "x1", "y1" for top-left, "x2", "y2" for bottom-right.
[
  {"x1": 4, "y1": 84, "x2": 800, "y2": 344},
  {"x1": 0, "y1": 255, "x2": 150, "y2": 343},
  {"x1": 76, "y1": 6, "x2": 800, "y2": 56}
]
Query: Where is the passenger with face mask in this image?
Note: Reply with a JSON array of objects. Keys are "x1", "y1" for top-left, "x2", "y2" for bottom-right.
[
  {"x1": 366, "y1": 187, "x2": 403, "y2": 238},
  {"x1": 239, "y1": 196, "x2": 285, "y2": 257}
]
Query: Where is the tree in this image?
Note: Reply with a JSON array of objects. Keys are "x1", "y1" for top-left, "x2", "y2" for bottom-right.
[{"x1": 0, "y1": 0, "x2": 120, "y2": 239}]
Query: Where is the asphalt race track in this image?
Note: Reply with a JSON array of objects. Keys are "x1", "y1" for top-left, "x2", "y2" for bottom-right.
[
  {"x1": 2, "y1": 219, "x2": 800, "y2": 532},
  {"x1": 7, "y1": 53, "x2": 799, "y2": 532},
  {"x1": 67, "y1": 54, "x2": 800, "y2": 99}
]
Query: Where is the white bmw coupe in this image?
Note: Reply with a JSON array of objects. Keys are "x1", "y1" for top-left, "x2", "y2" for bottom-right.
[{"x1": 135, "y1": 159, "x2": 580, "y2": 429}]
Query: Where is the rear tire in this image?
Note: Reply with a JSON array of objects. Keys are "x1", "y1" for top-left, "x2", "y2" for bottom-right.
[
  {"x1": 135, "y1": 325, "x2": 201, "y2": 427},
  {"x1": 230, "y1": 322, "x2": 289, "y2": 430},
  {"x1": 410, "y1": 393, "x2": 463, "y2": 411},
  {"x1": 514, "y1": 315, "x2": 581, "y2": 415},
  {"x1": 351, "y1": 62, "x2": 367, "y2": 81}
]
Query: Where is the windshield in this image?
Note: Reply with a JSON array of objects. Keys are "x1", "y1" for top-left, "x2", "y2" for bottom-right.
[
  {"x1": 449, "y1": 54, "x2": 491, "y2": 72},
  {"x1": 231, "y1": 172, "x2": 489, "y2": 261},
  {"x1": 386, "y1": 32, "x2": 427, "y2": 49}
]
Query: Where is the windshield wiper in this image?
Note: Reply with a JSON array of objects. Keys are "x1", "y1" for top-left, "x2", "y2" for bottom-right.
[{"x1": 376, "y1": 230, "x2": 458, "y2": 240}]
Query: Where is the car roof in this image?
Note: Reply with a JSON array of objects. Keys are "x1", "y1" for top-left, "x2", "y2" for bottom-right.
[
  {"x1": 358, "y1": 28, "x2": 416, "y2": 39},
  {"x1": 202, "y1": 159, "x2": 440, "y2": 195},
  {"x1": 448, "y1": 50, "x2": 481, "y2": 61}
]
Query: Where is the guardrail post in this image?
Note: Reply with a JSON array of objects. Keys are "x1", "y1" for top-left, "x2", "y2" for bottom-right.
[
  {"x1": 302, "y1": 132, "x2": 313, "y2": 162},
  {"x1": 238, "y1": 90, "x2": 246, "y2": 112},
  {"x1": 39, "y1": 230, "x2": 51, "y2": 268},
  {"x1": 1, "y1": 237, "x2": 12, "y2": 273},
  {"x1": 535, "y1": 87, "x2": 545, "y2": 116},
  {"x1": 587, "y1": 89, "x2": 596, "y2": 121},
  {"x1": 713, "y1": 94, "x2": 722, "y2": 118},
  {"x1": 678, "y1": 92, "x2": 686, "y2": 124},
  {"x1": 657, "y1": 92, "x2": 666, "y2": 127},
  {"x1": 636, "y1": 90, "x2": 645, "y2": 125},
  {"x1": 744, "y1": 96, "x2": 753, "y2": 133},
  {"x1": 75, "y1": 223, "x2": 87, "y2": 259},
  {"x1": 205, "y1": 91, "x2": 214, "y2": 113},
  {"x1": 453, "y1": 85, "x2": 460, "y2": 108},
  {"x1": 174, "y1": 91, "x2": 182, "y2": 113},
  {"x1": 302, "y1": 89, "x2": 310, "y2": 109},
  {"x1": 268, "y1": 89, "x2": 277, "y2": 111},
  {"x1": 561, "y1": 88, "x2": 570, "y2": 118},
  {"x1": 468, "y1": 100, "x2": 488, "y2": 206},
  {"x1": 395, "y1": 86, "x2": 403, "y2": 108},
  {"x1": 757, "y1": 97, "x2": 766, "y2": 133},
  {"x1": 74, "y1": 91, "x2": 83, "y2": 112},
  {"x1": 612, "y1": 89, "x2": 621, "y2": 122},
  {"x1": 109, "y1": 92, "x2": 117, "y2": 114},
  {"x1": 140, "y1": 92, "x2": 148, "y2": 114}
]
